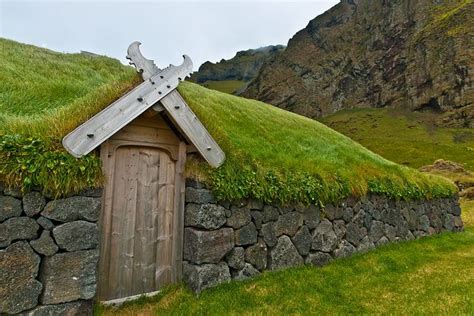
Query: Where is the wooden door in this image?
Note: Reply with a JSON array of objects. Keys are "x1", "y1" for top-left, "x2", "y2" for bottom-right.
[{"x1": 98, "y1": 113, "x2": 185, "y2": 301}]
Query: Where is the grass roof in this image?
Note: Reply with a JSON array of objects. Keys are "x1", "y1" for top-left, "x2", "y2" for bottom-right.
[{"x1": 0, "y1": 38, "x2": 456, "y2": 202}]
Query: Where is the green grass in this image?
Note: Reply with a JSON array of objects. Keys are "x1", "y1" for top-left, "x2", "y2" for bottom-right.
[
  {"x1": 0, "y1": 38, "x2": 140, "y2": 139},
  {"x1": 201, "y1": 80, "x2": 246, "y2": 94},
  {"x1": 96, "y1": 203, "x2": 474, "y2": 315},
  {"x1": 179, "y1": 83, "x2": 456, "y2": 204},
  {"x1": 321, "y1": 108, "x2": 474, "y2": 171},
  {"x1": 0, "y1": 38, "x2": 456, "y2": 202}
]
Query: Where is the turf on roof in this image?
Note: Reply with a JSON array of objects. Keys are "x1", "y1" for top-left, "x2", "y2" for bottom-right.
[{"x1": 0, "y1": 38, "x2": 456, "y2": 202}]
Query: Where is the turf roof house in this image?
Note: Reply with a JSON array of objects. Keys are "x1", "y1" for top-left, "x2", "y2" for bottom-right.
[
  {"x1": 0, "y1": 40, "x2": 463, "y2": 313},
  {"x1": 61, "y1": 43, "x2": 225, "y2": 301}
]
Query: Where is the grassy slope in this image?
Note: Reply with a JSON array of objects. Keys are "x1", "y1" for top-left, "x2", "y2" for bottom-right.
[
  {"x1": 96, "y1": 203, "x2": 474, "y2": 315},
  {"x1": 321, "y1": 108, "x2": 474, "y2": 170},
  {"x1": 0, "y1": 39, "x2": 455, "y2": 203},
  {"x1": 0, "y1": 38, "x2": 140, "y2": 139},
  {"x1": 200, "y1": 80, "x2": 246, "y2": 94},
  {"x1": 178, "y1": 83, "x2": 455, "y2": 203}
]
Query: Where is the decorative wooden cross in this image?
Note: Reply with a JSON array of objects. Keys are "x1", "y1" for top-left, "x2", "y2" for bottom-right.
[{"x1": 62, "y1": 42, "x2": 225, "y2": 168}]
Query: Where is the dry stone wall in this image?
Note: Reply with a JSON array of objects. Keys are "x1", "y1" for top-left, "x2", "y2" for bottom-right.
[
  {"x1": 183, "y1": 180, "x2": 464, "y2": 293},
  {"x1": 0, "y1": 184, "x2": 101, "y2": 315}
]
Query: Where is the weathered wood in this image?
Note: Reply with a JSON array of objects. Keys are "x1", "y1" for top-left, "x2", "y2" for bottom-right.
[
  {"x1": 100, "y1": 290, "x2": 162, "y2": 306},
  {"x1": 98, "y1": 113, "x2": 181, "y2": 300},
  {"x1": 160, "y1": 90, "x2": 226, "y2": 168},
  {"x1": 126, "y1": 41, "x2": 160, "y2": 80},
  {"x1": 172, "y1": 142, "x2": 187, "y2": 282},
  {"x1": 62, "y1": 55, "x2": 192, "y2": 158},
  {"x1": 112, "y1": 125, "x2": 180, "y2": 147}
]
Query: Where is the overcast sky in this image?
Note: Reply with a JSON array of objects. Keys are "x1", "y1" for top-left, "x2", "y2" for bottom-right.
[{"x1": 1, "y1": 0, "x2": 338, "y2": 70}]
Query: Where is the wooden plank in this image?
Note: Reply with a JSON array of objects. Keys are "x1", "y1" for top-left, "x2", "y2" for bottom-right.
[
  {"x1": 133, "y1": 148, "x2": 160, "y2": 295},
  {"x1": 112, "y1": 125, "x2": 180, "y2": 146},
  {"x1": 62, "y1": 56, "x2": 192, "y2": 158},
  {"x1": 100, "y1": 290, "x2": 161, "y2": 307},
  {"x1": 172, "y1": 141, "x2": 187, "y2": 282},
  {"x1": 98, "y1": 142, "x2": 115, "y2": 300},
  {"x1": 126, "y1": 41, "x2": 160, "y2": 81},
  {"x1": 160, "y1": 90, "x2": 225, "y2": 168},
  {"x1": 132, "y1": 115, "x2": 169, "y2": 129},
  {"x1": 155, "y1": 151, "x2": 174, "y2": 288}
]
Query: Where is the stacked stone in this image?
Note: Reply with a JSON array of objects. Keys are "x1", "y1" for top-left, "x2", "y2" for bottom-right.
[
  {"x1": 183, "y1": 180, "x2": 463, "y2": 293},
  {"x1": 0, "y1": 184, "x2": 102, "y2": 315}
]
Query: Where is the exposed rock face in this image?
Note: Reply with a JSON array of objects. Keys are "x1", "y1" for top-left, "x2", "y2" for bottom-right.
[
  {"x1": 191, "y1": 45, "x2": 285, "y2": 93},
  {"x1": 244, "y1": 0, "x2": 473, "y2": 127},
  {"x1": 0, "y1": 242, "x2": 42, "y2": 314}
]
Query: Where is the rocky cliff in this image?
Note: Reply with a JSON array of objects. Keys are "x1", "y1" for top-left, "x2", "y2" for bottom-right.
[
  {"x1": 244, "y1": 0, "x2": 473, "y2": 127},
  {"x1": 191, "y1": 45, "x2": 284, "y2": 93}
]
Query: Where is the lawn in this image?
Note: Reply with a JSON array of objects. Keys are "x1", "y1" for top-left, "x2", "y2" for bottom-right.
[{"x1": 96, "y1": 202, "x2": 474, "y2": 315}]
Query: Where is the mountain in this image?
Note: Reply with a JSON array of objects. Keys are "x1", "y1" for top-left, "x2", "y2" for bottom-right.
[
  {"x1": 243, "y1": 0, "x2": 473, "y2": 127},
  {"x1": 190, "y1": 45, "x2": 284, "y2": 94}
]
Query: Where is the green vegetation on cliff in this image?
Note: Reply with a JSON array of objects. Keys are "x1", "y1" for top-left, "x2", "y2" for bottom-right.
[{"x1": 0, "y1": 39, "x2": 456, "y2": 202}]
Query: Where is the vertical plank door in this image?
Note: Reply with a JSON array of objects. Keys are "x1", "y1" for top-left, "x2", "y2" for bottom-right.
[{"x1": 98, "y1": 145, "x2": 176, "y2": 301}]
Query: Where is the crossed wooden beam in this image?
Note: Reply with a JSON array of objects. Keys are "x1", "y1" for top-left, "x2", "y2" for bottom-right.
[{"x1": 62, "y1": 42, "x2": 225, "y2": 168}]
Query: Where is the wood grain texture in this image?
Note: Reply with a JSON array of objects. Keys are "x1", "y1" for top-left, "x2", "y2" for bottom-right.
[
  {"x1": 126, "y1": 41, "x2": 160, "y2": 81},
  {"x1": 160, "y1": 90, "x2": 225, "y2": 168},
  {"x1": 62, "y1": 56, "x2": 192, "y2": 158},
  {"x1": 98, "y1": 113, "x2": 184, "y2": 301}
]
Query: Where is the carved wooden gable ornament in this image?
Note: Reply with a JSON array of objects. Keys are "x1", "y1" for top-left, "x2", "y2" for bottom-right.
[{"x1": 62, "y1": 42, "x2": 225, "y2": 168}]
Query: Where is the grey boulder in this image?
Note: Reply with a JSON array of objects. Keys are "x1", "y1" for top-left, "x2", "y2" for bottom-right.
[
  {"x1": 40, "y1": 249, "x2": 99, "y2": 304},
  {"x1": 53, "y1": 221, "x2": 98, "y2": 252},
  {"x1": 0, "y1": 196, "x2": 22, "y2": 222},
  {"x1": 184, "y1": 228, "x2": 234, "y2": 264},
  {"x1": 0, "y1": 242, "x2": 42, "y2": 314},
  {"x1": 42, "y1": 197, "x2": 101, "y2": 222},
  {"x1": 30, "y1": 230, "x2": 58, "y2": 256},
  {"x1": 183, "y1": 262, "x2": 230, "y2": 293},
  {"x1": 268, "y1": 235, "x2": 303, "y2": 271},
  {"x1": 0, "y1": 217, "x2": 39, "y2": 248},
  {"x1": 232, "y1": 263, "x2": 260, "y2": 281},
  {"x1": 185, "y1": 203, "x2": 227, "y2": 229},
  {"x1": 311, "y1": 219, "x2": 338, "y2": 252},
  {"x1": 23, "y1": 192, "x2": 46, "y2": 217}
]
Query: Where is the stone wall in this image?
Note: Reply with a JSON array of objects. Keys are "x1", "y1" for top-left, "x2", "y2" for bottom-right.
[
  {"x1": 183, "y1": 180, "x2": 464, "y2": 293},
  {"x1": 0, "y1": 184, "x2": 102, "y2": 315}
]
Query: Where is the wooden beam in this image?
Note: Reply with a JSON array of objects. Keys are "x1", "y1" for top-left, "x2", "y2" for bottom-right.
[
  {"x1": 62, "y1": 56, "x2": 192, "y2": 158},
  {"x1": 160, "y1": 90, "x2": 225, "y2": 168}
]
